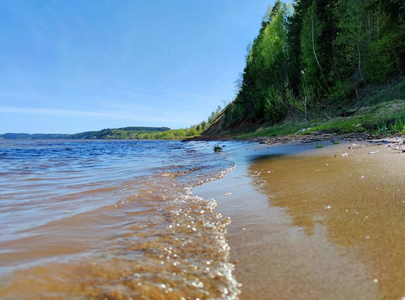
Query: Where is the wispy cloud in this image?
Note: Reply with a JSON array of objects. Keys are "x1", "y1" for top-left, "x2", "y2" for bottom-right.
[
  {"x1": 0, "y1": 92, "x2": 55, "y2": 100},
  {"x1": 0, "y1": 106, "x2": 194, "y2": 124}
]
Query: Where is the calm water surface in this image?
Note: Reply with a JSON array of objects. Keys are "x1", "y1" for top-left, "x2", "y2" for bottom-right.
[
  {"x1": 194, "y1": 142, "x2": 405, "y2": 300},
  {"x1": 0, "y1": 139, "x2": 238, "y2": 299}
]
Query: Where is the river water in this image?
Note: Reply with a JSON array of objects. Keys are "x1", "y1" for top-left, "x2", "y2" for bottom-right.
[
  {"x1": 0, "y1": 139, "x2": 239, "y2": 299},
  {"x1": 194, "y1": 141, "x2": 405, "y2": 300}
]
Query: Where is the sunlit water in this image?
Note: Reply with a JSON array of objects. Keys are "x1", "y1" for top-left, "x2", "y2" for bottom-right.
[
  {"x1": 194, "y1": 142, "x2": 405, "y2": 300},
  {"x1": 0, "y1": 140, "x2": 239, "y2": 299}
]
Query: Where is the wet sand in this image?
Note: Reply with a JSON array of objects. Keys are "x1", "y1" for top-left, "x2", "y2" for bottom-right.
[{"x1": 194, "y1": 140, "x2": 405, "y2": 300}]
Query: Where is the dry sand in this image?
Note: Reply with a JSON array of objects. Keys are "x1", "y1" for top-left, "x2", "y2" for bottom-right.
[{"x1": 194, "y1": 139, "x2": 405, "y2": 300}]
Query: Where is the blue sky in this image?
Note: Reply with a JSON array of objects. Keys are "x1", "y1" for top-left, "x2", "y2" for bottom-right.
[{"x1": 0, "y1": 0, "x2": 274, "y2": 133}]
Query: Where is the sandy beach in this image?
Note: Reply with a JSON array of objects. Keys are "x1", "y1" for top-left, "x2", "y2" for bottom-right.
[{"x1": 194, "y1": 138, "x2": 405, "y2": 300}]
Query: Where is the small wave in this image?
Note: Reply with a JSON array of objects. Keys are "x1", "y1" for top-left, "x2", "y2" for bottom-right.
[
  {"x1": 0, "y1": 171, "x2": 240, "y2": 299},
  {"x1": 0, "y1": 140, "x2": 240, "y2": 299}
]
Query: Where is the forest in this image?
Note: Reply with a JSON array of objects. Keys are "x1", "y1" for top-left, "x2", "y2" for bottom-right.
[
  {"x1": 0, "y1": 126, "x2": 206, "y2": 140},
  {"x1": 210, "y1": 0, "x2": 405, "y2": 134}
]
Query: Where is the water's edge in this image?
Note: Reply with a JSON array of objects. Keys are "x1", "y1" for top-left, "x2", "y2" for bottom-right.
[{"x1": 0, "y1": 140, "x2": 242, "y2": 299}]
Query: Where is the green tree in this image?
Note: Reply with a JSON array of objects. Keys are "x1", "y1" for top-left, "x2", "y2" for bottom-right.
[
  {"x1": 326, "y1": 0, "x2": 369, "y2": 100},
  {"x1": 173, "y1": 129, "x2": 186, "y2": 137}
]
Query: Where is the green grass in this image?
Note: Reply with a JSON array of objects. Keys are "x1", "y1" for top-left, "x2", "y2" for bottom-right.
[
  {"x1": 301, "y1": 101, "x2": 405, "y2": 135},
  {"x1": 205, "y1": 77, "x2": 405, "y2": 138},
  {"x1": 236, "y1": 99, "x2": 405, "y2": 138},
  {"x1": 359, "y1": 78, "x2": 405, "y2": 105},
  {"x1": 239, "y1": 122, "x2": 305, "y2": 138}
]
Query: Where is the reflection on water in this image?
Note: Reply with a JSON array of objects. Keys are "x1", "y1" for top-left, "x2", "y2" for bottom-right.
[
  {"x1": 250, "y1": 151, "x2": 405, "y2": 299},
  {"x1": 0, "y1": 140, "x2": 239, "y2": 299}
]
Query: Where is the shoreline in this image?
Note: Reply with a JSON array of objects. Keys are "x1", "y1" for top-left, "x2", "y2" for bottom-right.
[
  {"x1": 187, "y1": 132, "x2": 405, "y2": 147},
  {"x1": 193, "y1": 137, "x2": 405, "y2": 299}
]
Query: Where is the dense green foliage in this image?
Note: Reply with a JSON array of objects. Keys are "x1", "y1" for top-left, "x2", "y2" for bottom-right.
[
  {"x1": 219, "y1": 0, "x2": 405, "y2": 131},
  {"x1": 1, "y1": 125, "x2": 206, "y2": 140},
  {"x1": 238, "y1": 97, "x2": 405, "y2": 138},
  {"x1": 137, "y1": 124, "x2": 204, "y2": 140},
  {"x1": 116, "y1": 127, "x2": 170, "y2": 132},
  {"x1": 68, "y1": 127, "x2": 171, "y2": 139},
  {"x1": 1, "y1": 127, "x2": 173, "y2": 140},
  {"x1": 0, "y1": 124, "x2": 210, "y2": 142}
]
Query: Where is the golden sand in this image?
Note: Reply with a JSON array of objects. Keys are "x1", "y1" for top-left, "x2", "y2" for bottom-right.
[{"x1": 195, "y1": 141, "x2": 405, "y2": 300}]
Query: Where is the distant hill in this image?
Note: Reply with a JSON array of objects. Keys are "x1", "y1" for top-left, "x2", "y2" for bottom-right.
[
  {"x1": 118, "y1": 127, "x2": 170, "y2": 132},
  {"x1": 0, "y1": 127, "x2": 171, "y2": 140},
  {"x1": 67, "y1": 127, "x2": 171, "y2": 139}
]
